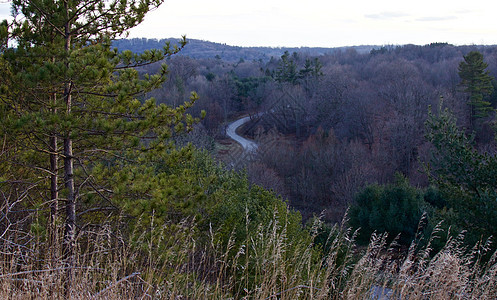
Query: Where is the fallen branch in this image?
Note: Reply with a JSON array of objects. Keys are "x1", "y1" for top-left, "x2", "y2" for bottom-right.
[{"x1": 0, "y1": 266, "x2": 105, "y2": 279}]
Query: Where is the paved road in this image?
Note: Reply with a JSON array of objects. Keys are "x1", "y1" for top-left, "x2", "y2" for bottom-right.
[{"x1": 226, "y1": 115, "x2": 258, "y2": 152}]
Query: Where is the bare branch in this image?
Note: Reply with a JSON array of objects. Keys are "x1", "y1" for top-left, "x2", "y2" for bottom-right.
[{"x1": 0, "y1": 267, "x2": 106, "y2": 279}]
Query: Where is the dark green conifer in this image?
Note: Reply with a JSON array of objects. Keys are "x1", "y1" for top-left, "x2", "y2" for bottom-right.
[
  {"x1": 458, "y1": 51, "x2": 494, "y2": 126},
  {"x1": 425, "y1": 105, "x2": 497, "y2": 245},
  {"x1": 0, "y1": 1, "x2": 198, "y2": 294}
]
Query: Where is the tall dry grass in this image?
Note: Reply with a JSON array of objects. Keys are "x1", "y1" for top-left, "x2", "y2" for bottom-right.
[{"x1": 1, "y1": 204, "x2": 496, "y2": 299}]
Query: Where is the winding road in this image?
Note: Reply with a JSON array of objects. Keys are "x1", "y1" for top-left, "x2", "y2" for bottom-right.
[{"x1": 226, "y1": 115, "x2": 258, "y2": 152}]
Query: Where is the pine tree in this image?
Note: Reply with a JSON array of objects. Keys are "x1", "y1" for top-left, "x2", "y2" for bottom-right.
[
  {"x1": 0, "y1": 1, "x2": 199, "y2": 294},
  {"x1": 275, "y1": 51, "x2": 299, "y2": 84},
  {"x1": 425, "y1": 105, "x2": 497, "y2": 245},
  {"x1": 458, "y1": 51, "x2": 494, "y2": 126}
]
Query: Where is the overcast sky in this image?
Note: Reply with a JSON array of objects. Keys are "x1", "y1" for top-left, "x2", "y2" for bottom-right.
[{"x1": 1, "y1": 0, "x2": 496, "y2": 47}]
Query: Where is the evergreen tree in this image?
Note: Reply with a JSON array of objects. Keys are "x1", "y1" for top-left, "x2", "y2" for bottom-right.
[
  {"x1": 299, "y1": 57, "x2": 323, "y2": 96},
  {"x1": 0, "y1": 1, "x2": 199, "y2": 294},
  {"x1": 425, "y1": 105, "x2": 497, "y2": 244},
  {"x1": 349, "y1": 174, "x2": 426, "y2": 245},
  {"x1": 275, "y1": 51, "x2": 298, "y2": 84},
  {"x1": 458, "y1": 51, "x2": 494, "y2": 126}
]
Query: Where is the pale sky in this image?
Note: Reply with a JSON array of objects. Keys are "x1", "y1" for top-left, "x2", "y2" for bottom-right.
[{"x1": 1, "y1": 0, "x2": 497, "y2": 47}]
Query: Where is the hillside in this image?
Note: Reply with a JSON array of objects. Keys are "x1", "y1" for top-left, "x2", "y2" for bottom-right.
[{"x1": 113, "y1": 37, "x2": 375, "y2": 62}]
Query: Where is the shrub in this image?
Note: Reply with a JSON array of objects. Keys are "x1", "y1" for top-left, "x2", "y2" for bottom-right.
[{"x1": 349, "y1": 174, "x2": 427, "y2": 245}]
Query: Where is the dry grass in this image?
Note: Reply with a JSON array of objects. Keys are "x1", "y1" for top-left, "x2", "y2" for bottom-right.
[{"x1": 1, "y1": 206, "x2": 497, "y2": 299}]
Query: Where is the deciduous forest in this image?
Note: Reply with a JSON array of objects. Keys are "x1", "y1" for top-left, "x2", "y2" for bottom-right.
[
  {"x1": 134, "y1": 39, "x2": 497, "y2": 241},
  {"x1": 1, "y1": 1, "x2": 497, "y2": 299}
]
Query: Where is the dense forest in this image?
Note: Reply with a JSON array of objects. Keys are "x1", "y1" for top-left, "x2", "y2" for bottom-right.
[
  {"x1": 135, "y1": 38, "x2": 497, "y2": 237},
  {"x1": 1, "y1": 1, "x2": 497, "y2": 299}
]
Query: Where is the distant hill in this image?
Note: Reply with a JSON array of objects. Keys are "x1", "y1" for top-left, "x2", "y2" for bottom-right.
[{"x1": 113, "y1": 38, "x2": 376, "y2": 62}]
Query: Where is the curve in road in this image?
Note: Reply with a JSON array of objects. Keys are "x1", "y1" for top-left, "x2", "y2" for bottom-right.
[{"x1": 226, "y1": 115, "x2": 258, "y2": 152}]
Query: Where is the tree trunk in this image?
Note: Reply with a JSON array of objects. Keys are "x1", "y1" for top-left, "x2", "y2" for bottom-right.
[
  {"x1": 50, "y1": 93, "x2": 58, "y2": 230},
  {"x1": 63, "y1": 6, "x2": 75, "y2": 297},
  {"x1": 63, "y1": 131, "x2": 75, "y2": 295},
  {"x1": 49, "y1": 93, "x2": 59, "y2": 268}
]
